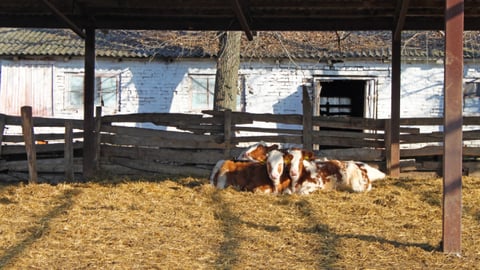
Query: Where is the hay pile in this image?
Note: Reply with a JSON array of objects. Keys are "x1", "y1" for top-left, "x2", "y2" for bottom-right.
[{"x1": 0, "y1": 175, "x2": 479, "y2": 269}]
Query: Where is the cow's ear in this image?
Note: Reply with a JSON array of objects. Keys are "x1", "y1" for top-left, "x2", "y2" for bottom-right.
[
  {"x1": 304, "y1": 150, "x2": 314, "y2": 160},
  {"x1": 284, "y1": 153, "x2": 293, "y2": 164}
]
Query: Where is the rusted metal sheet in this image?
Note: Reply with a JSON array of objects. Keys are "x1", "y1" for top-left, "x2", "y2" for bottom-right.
[{"x1": 443, "y1": 0, "x2": 463, "y2": 255}]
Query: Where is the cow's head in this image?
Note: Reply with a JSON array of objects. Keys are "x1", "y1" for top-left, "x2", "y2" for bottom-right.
[
  {"x1": 266, "y1": 149, "x2": 286, "y2": 185},
  {"x1": 238, "y1": 142, "x2": 279, "y2": 163},
  {"x1": 287, "y1": 148, "x2": 315, "y2": 191}
]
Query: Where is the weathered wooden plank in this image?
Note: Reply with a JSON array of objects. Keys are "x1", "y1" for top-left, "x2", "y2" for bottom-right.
[
  {"x1": 102, "y1": 131, "x2": 224, "y2": 150},
  {"x1": 233, "y1": 126, "x2": 303, "y2": 135},
  {"x1": 3, "y1": 132, "x2": 83, "y2": 143},
  {"x1": 463, "y1": 147, "x2": 480, "y2": 156},
  {"x1": 0, "y1": 172, "x2": 28, "y2": 182},
  {"x1": 313, "y1": 116, "x2": 385, "y2": 130},
  {"x1": 400, "y1": 127, "x2": 420, "y2": 134},
  {"x1": 399, "y1": 117, "x2": 443, "y2": 126},
  {"x1": 463, "y1": 116, "x2": 480, "y2": 125},
  {"x1": 3, "y1": 158, "x2": 83, "y2": 173},
  {"x1": 463, "y1": 129, "x2": 480, "y2": 140},
  {"x1": 402, "y1": 146, "x2": 480, "y2": 158},
  {"x1": 401, "y1": 146, "x2": 443, "y2": 157},
  {"x1": 101, "y1": 125, "x2": 223, "y2": 143},
  {"x1": 101, "y1": 145, "x2": 224, "y2": 165},
  {"x1": 316, "y1": 147, "x2": 384, "y2": 161},
  {"x1": 311, "y1": 135, "x2": 385, "y2": 148},
  {"x1": 1, "y1": 142, "x2": 83, "y2": 155},
  {"x1": 207, "y1": 111, "x2": 303, "y2": 125},
  {"x1": 400, "y1": 133, "x2": 443, "y2": 143},
  {"x1": 175, "y1": 124, "x2": 223, "y2": 134},
  {"x1": 231, "y1": 135, "x2": 302, "y2": 145},
  {"x1": 4, "y1": 114, "x2": 83, "y2": 128},
  {"x1": 311, "y1": 130, "x2": 384, "y2": 140},
  {"x1": 110, "y1": 157, "x2": 211, "y2": 178},
  {"x1": 102, "y1": 112, "x2": 204, "y2": 124}
]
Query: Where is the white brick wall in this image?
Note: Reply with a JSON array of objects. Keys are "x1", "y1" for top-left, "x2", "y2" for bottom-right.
[{"x1": 3, "y1": 57, "x2": 480, "y2": 121}]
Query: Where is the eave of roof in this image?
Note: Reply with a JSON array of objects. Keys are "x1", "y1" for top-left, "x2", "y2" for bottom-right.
[{"x1": 1, "y1": 28, "x2": 480, "y2": 61}]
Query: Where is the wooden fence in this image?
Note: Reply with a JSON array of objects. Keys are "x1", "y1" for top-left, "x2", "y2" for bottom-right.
[{"x1": 1, "y1": 106, "x2": 480, "y2": 182}]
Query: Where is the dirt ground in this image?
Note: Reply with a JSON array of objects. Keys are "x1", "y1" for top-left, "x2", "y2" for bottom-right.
[{"x1": 0, "y1": 174, "x2": 479, "y2": 269}]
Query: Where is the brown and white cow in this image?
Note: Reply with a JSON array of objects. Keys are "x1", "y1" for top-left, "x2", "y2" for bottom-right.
[
  {"x1": 210, "y1": 149, "x2": 293, "y2": 194},
  {"x1": 285, "y1": 148, "x2": 315, "y2": 193},
  {"x1": 265, "y1": 149, "x2": 292, "y2": 193},
  {"x1": 311, "y1": 159, "x2": 386, "y2": 192},
  {"x1": 209, "y1": 159, "x2": 275, "y2": 193},
  {"x1": 287, "y1": 159, "x2": 325, "y2": 195}
]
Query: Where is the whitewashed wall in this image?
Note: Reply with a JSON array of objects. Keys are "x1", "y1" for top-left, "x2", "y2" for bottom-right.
[{"x1": 2, "y1": 57, "x2": 480, "y2": 121}]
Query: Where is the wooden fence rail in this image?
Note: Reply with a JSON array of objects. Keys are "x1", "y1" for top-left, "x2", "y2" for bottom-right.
[
  {"x1": 0, "y1": 112, "x2": 84, "y2": 182},
  {"x1": 1, "y1": 107, "x2": 480, "y2": 182}
]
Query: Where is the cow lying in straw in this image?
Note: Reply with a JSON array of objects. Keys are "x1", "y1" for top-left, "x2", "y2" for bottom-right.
[
  {"x1": 210, "y1": 142, "x2": 386, "y2": 194},
  {"x1": 296, "y1": 159, "x2": 386, "y2": 193},
  {"x1": 210, "y1": 147, "x2": 293, "y2": 194}
]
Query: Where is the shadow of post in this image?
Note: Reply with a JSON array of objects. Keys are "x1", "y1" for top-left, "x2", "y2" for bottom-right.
[
  {"x1": 0, "y1": 188, "x2": 81, "y2": 267},
  {"x1": 294, "y1": 198, "x2": 439, "y2": 269}
]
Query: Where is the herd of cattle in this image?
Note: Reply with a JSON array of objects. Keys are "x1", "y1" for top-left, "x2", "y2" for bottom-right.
[{"x1": 209, "y1": 142, "x2": 386, "y2": 195}]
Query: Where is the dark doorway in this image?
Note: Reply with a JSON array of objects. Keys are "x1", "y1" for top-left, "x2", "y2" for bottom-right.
[{"x1": 318, "y1": 80, "x2": 366, "y2": 117}]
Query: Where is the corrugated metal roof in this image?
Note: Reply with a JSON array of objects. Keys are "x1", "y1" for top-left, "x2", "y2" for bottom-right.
[{"x1": 1, "y1": 28, "x2": 480, "y2": 60}]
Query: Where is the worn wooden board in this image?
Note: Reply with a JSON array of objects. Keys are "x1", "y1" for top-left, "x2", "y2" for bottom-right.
[
  {"x1": 2, "y1": 157, "x2": 83, "y2": 173},
  {"x1": 101, "y1": 145, "x2": 224, "y2": 165},
  {"x1": 316, "y1": 147, "x2": 384, "y2": 161},
  {"x1": 110, "y1": 157, "x2": 211, "y2": 178}
]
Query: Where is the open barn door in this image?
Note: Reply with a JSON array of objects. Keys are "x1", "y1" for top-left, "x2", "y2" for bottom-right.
[{"x1": 312, "y1": 77, "x2": 378, "y2": 119}]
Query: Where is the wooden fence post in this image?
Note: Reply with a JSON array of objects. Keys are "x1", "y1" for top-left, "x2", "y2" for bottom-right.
[
  {"x1": 20, "y1": 106, "x2": 38, "y2": 184},
  {"x1": 224, "y1": 109, "x2": 232, "y2": 158},
  {"x1": 94, "y1": 106, "x2": 102, "y2": 170},
  {"x1": 0, "y1": 114, "x2": 5, "y2": 157},
  {"x1": 384, "y1": 119, "x2": 392, "y2": 175},
  {"x1": 302, "y1": 85, "x2": 313, "y2": 151},
  {"x1": 64, "y1": 120, "x2": 74, "y2": 181}
]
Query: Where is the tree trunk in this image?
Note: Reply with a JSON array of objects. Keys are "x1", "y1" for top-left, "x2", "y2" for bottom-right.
[{"x1": 214, "y1": 31, "x2": 242, "y2": 111}]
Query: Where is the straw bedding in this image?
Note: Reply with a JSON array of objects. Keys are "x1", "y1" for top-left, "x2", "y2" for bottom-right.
[{"x1": 0, "y1": 175, "x2": 479, "y2": 269}]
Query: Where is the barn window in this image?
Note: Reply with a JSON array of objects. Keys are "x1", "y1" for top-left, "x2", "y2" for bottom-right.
[
  {"x1": 188, "y1": 74, "x2": 244, "y2": 112},
  {"x1": 190, "y1": 75, "x2": 215, "y2": 111},
  {"x1": 65, "y1": 73, "x2": 119, "y2": 113}
]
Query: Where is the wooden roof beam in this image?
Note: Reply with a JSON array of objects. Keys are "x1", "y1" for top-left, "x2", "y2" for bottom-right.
[
  {"x1": 393, "y1": 0, "x2": 410, "y2": 41},
  {"x1": 40, "y1": 0, "x2": 86, "y2": 39},
  {"x1": 230, "y1": 0, "x2": 254, "y2": 41}
]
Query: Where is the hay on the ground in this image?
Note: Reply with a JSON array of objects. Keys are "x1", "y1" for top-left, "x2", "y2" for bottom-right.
[{"x1": 0, "y1": 175, "x2": 479, "y2": 269}]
